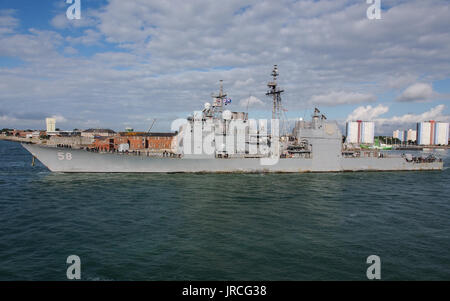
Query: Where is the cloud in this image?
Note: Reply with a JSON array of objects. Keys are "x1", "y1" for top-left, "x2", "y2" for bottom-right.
[
  {"x1": 50, "y1": 14, "x2": 69, "y2": 29},
  {"x1": 0, "y1": 9, "x2": 18, "y2": 35},
  {"x1": 346, "y1": 104, "x2": 389, "y2": 121},
  {"x1": 63, "y1": 46, "x2": 78, "y2": 55},
  {"x1": 386, "y1": 74, "x2": 418, "y2": 89},
  {"x1": 51, "y1": 114, "x2": 67, "y2": 123},
  {"x1": 0, "y1": 28, "x2": 63, "y2": 60},
  {"x1": 66, "y1": 29, "x2": 103, "y2": 46},
  {"x1": 50, "y1": 10, "x2": 98, "y2": 30},
  {"x1": 376, "y1": 104, "x2": 450, "y2": 134},
  {"x1": 0, "y1": 112, "x2": 67, "y2": 130},
  {"x1": 396, "y1": 83, "x2": 434, "y2": 102},
  {"x1": 347, "y1": 104, "x2": 449, "y2": 124},
  {"x1": 376, "y1": 104, "x2": 449, "y2": 125},
  {"x1": 1, "y1": 0, "x2": 450, "y2": 131},
  {"x1": 346, "y1": 104, "x2": 450, "y2": 134},
  {"x1": 239, "y1": 96, "x2": 264, "y2": 108},
  {"x1": 309, "y1": 91, "x2": 376, "y2": 107}
]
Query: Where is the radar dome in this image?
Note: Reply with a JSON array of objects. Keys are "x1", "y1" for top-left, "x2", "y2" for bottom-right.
[
  {"x1": 204, "y1": 102, "x2": 211, "y2": 110},
  {"x1": 222, "y1": 110, "x2": 232, "y2": 120}
]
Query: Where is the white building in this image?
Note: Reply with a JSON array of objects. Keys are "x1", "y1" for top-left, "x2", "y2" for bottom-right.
[
  {"x1": 407, "y1": 129, "x2": 417, "y2": 142},
  {"x1": 435, "y1": 122, "x2": 449, "y2": 145},
  {"x1": 346, "y1": 121, "x2": 374, "y2": 144},
  {"x1": 46, "y1": 117, "x2": 56, "y2": 132},
  {"x1": 393, "y1": 129, "x2": 417, "y2": 143},
  {"x1": 417, "y1": 121, "x2": 449, "y2": 145},
  {"x1": 393, "y1": 130, "x2": 403, "y2": 141},
  {"x1": 45, "y1": 117, "x2": 60, "y2": 136}
]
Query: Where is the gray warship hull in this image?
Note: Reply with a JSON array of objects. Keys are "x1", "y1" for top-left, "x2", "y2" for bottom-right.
[{"x1": 22, "y1": 144, "x2": 443, "y2": 173}]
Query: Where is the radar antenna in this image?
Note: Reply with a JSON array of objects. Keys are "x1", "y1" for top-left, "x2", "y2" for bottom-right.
[{"x1": 266, "y1": 65, "x2": 284, "y2": 120}]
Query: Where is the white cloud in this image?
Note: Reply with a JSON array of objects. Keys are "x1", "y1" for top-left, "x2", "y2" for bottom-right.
[
  {"x1": 0, "y1": 112, "x2": 68, "y2": 130},
  {"x1": 346, "y1": 104, "x2": 450, "y2": 134},
  {"x1": 346, "y1": 104, "x2": 389, "y2": 121},
  {"x1": 50, "y1": 14, "x2": 68, "y2": 29},
  {"x1": 396, "y1": 83, "x2": 434, "y2": 102},
  {"x1": 50, "y1": 10, "x2": 98, "y2": 30},
  {"x1": 51, "y1": 115, "x2": 67, "y2": 123},
  {"x1": 1, "y1": 0, "x2": 450, "y2": 131},
  {"x1": 0, "y1": 9, "x2": 18, "y2": 35},
  {"x1": 309, "y1": 91, "x2": 376, "y2": 107},
  {"x1": 376, "y1": 104, "x2": 449, "y2": 125},
  {"x1": 63, "y1": 46, "x2": 78, "y2": 55},
  {"x1": 66, "y1": 29, "x2": 102, "y2": 46},
  {"x1": 386, "y1": 74, "x2": 418, "y2": 89},
  {"x1": 0, "y1": 28, "x2": 63, "y2": 59},
  {"x1": 347, "y1": 104, "x2": 449, "y2": 124},
  {"x1": 239, "y1": 96, "x2": 264, "y2": 108}
]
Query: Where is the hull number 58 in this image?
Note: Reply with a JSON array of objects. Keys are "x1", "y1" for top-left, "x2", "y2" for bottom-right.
[{"x1": 57, "y1": 152, "x2": 73, "y2": 161}]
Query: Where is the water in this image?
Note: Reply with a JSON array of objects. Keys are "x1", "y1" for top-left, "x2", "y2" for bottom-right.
[{"x1": 0, "y1": 140, "x2": 449, "y2": 280}]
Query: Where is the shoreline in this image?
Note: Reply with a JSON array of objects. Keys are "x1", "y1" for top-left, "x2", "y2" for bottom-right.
[
  {"x1": 2, "y1": 135, "x2": 449, "y2": 150},
  {"x1": 0, "y1": 136, "x2": 40, "y2": 143}
]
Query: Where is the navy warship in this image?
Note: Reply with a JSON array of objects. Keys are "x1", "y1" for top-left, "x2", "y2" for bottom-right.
[{"x1": 22, "y1": 66, "x2": 443, "y2": 172}]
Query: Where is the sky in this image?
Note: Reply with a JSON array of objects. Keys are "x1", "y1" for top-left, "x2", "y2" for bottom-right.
[{"x1": 0, "y1": 0, "x2": 449, "y2": 135}]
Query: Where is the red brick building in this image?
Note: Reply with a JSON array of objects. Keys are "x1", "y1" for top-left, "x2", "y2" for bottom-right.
[
  {"x1": 12, "y1": 130, "x2": 33, "y2": 138},
  {"x1": 90, "y1": 132, "x2": 177, "y2": 152},
  {"x1": 91, "y1": 137, "x2": 115, "y2": 151}
]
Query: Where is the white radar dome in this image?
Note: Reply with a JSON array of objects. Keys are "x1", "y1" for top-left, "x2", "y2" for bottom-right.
[
  {"x1": 222, "y1": 110, "x2": 232, "y2": 120},
  {"x1": 204, "y1": 102, "x2": 211, "y2": 110}
]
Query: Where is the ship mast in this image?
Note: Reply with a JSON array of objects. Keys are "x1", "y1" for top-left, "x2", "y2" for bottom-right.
[
  {"x1": 211, "y1": 80, "x2": 227, "y2": 114},
  {"x1": 266, "y1": 65, "x2": 284, "y2": 120}
]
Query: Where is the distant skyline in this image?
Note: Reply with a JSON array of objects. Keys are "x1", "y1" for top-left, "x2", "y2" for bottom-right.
[{"x1": 0, "y1": 0, "x2": 449, "y2": 135}]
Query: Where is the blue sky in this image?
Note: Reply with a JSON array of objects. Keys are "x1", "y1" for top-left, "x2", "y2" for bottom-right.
[{"x1": 0, "y1": 0, "x2": 449, "y2": 134}]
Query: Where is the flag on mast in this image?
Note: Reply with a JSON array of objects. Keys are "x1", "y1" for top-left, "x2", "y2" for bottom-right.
[{"x1": 223, "y1": 98, "x2": 232, "y2": 105}]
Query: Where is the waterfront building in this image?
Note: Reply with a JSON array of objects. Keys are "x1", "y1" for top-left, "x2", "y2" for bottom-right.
[
  {"x1": 417, "y1": 121, "x2": 449, "y2": 145},
  {"x1": 346, "y1": 121, "x2": 374, "y2": 144}
]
